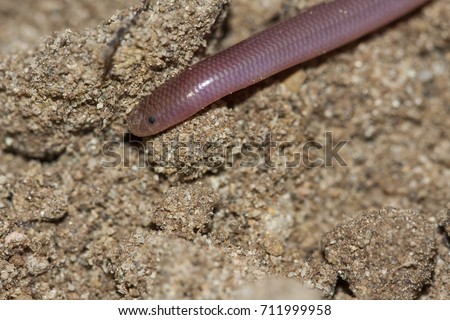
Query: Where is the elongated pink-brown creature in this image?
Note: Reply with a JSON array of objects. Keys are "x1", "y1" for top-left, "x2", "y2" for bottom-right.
[{"x1": 128, "y1": 0, "x2": 431, "y2": 137}]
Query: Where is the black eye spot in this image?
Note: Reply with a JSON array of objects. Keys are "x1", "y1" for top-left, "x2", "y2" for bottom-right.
[{"x1": 148, "y1": 116, "x2": 157, "y2": 124}]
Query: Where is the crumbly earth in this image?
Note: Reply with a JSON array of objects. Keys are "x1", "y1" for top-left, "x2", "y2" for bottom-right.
[
  {"x1": 322, "y1": 207, "x2": 436, "y2": 299},
  {"x1": 0, "y1": 0, "x2": 449, "y2": 299}
]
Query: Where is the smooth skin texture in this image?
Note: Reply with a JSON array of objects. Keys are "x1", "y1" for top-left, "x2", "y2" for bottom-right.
[{"x1": 128, "y1": 0, "x2": 431, "y2": 137}]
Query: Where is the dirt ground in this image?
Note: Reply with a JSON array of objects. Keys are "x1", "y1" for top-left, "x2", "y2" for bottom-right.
[{"x1": 0, "y1": 0, "x2": 449, "y2": 299}]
